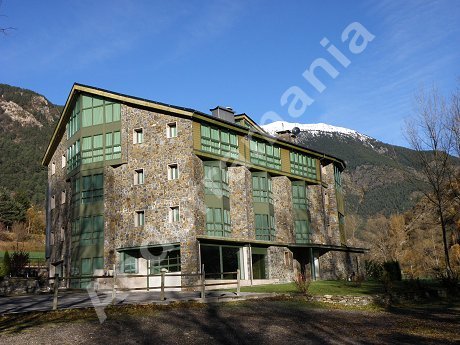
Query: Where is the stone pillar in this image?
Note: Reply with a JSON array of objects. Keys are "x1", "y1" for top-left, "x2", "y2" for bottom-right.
[
  {"x1": 322, "y1": 164, "x2": 340, "y2": 246},
  {"x1": 272, "y1": 176, "x2": 294, "y2": 243},
  {"x1": 228, "y1": 166, "x2": 255, "y2": 239}
]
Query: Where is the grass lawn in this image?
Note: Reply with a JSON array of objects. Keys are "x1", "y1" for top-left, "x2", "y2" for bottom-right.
[{"x1": 0, "y1": 251, "x2": 45, "y2": 259}]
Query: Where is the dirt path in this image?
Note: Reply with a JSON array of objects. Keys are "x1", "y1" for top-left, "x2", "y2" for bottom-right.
[{"x1": 1, "y1": 299, "x2": 458, "y2": 344}]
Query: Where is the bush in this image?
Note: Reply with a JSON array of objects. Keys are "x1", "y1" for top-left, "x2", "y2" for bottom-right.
[
  {"x1": 2, "y1": 250, "x2": 11, "y2": 277},
  {"x1": 383, "y1": 261, "x2": 402, "y2": 281},
  {"x1": 10, "y1": 250, "x2": 29, "y2": 276},
  {"x1": 294, "y1": 273, "x2": 311, "y2": 295}
]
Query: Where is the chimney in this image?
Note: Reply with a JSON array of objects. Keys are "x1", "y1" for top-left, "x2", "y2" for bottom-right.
[
  {"x1": 210, "y1": 106, "x2": 235, "y2": 123},
  {"x1": 275, "y1": 129, "x2": 297, "y2": 143}
]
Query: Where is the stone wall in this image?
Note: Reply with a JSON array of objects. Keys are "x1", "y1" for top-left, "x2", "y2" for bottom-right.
[
  {"x1": 104, "y1": 105, "x2": 204, "y2": 284},
  {"x1": 228, "y1": 166, "x2": 255, "y2": 239},
  {"x1": 47, "y1": 127, "x2": 72, "y2": 279},
  {"x1": 267, "y1": 246, "x2": 295, "y2": 282},
  {"x1": 272, "y1": 176, "x2": 295, "y2": 243},
  {"x1": 0, "y1": 278, "x2": 40, "y2": 296}
]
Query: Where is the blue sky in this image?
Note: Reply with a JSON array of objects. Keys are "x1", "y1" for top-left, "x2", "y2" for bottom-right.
[{"x1": 1, "y1": 0, "x2": 459, "y2": 146}]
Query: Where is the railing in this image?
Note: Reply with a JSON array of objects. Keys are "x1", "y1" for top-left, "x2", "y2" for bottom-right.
[{"x1": 48, "y1": 264, "x2": 240, "y2": 310}]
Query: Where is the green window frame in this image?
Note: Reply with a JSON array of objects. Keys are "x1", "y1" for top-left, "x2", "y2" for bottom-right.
[
  {"x1": 255, "y1": 214, "x2": 275, "y2": 241},
  {"x1": 292, "y1": 181, "x2": 308, "y2": 209},
  {"x1": 78, "y1": 215, "x2": 104, "y2": 246},
  {"x1": 122, "y1": 252, "x2": 138, "y2": 274},
  {"x1": 294, "y1": 220, "x2": 311, "y2": 243},
  {"x1": 249, "y1": 140, "x2": 281, "y2": 170},
  {"x1": 252, "y1": 172, "x2": 273, "y2": 204},
  {"x1": 81, "y1": 174, "x2": 103, "y2": 204},
  {"x1": 149, "y1": 247, "x2": 181, "y2": 274},
  {"x1": 105, "y1": 131, "x2": 121, "y2": 161},
  {"x1": 206, "y1": 207, "x2": 231, "y2": 237},
  {"x1": 204, "y1": 161, "x2": 229, "y2": 197},
  {"x1": 67, "y1": 140, "x2": 81, "y2": 172},
  {"x1": 66, "y1": 99, "x2": 81, "y2": 139},
  {"x1": 290, "y1": 152, "x2": 317, "y2": 179},
  {"x1": 200, "y1": 124, "x2": 238, "y2": 159},
  {"x1": 81, "y1": 95, "x2": 121, "y2": 128},
  {"x1": 81, "y1": 258, "x2": 92, "y2": 276}
]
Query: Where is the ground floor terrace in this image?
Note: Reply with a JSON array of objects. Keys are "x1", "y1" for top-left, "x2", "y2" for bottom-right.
[{"x1": 62, "y1": 237, "x2": 365, "y2": 290}]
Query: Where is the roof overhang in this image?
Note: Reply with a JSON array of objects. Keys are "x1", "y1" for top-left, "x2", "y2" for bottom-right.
[{"x1": 196, "y1": 235, "x2": 368, "y2": 254}]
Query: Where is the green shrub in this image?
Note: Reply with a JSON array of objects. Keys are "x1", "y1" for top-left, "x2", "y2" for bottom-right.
[
  {"x1": 383, "y1": 261, "x2": 402, "y2": 281},
  {"x1": 10, "y1": 250, "x2": 29, "y2": 276},
  {"x1": 365, "y1": 260, "x2": 383, "y2": 280},
  {"x1": 2, "y1": 250, "x2": 11, "y2": 277}
]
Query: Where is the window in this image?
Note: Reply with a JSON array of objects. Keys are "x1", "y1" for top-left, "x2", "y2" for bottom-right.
[
  {"x1": 71, "y1": 178, "x2": 81, "y2": 205},
  {"x1": 105, "y1": 131, "x2": 121, "y2": 160},
  {"x1": 51, "y1": 162, "x2": 56, "y2": 175},
  {"x1": 204, "y1": 161, "x2": 229, "y2": 197},
  {"x1": 134, "y1": 169, "x2": 144, "y2": 185},
  {"x1": 167, "y1": 122, "x2": 177, "y2": 138},
  {"x1": 62, "y1": 155, "x2": 66, "y2": 168},
  {"x1": 67, "y1": 99, "x2": 81, "y2": 139},
  {"x1": 206, "y1": 207, "x2": 231, "y2": 237},
  {"x1": 292, "y1": 181, "x2": 308, "y2": 209},
  {"x1": 81, "y1": 95, "x2": 120, "y2": 128},
  {"x1": 81, "y1": 258, "x2": 92, "y2": 276},
  {"x1": 200, "y1": 124, "x2": 238, "y2": 159},
  {"x1": 168, "y1": 164, "x2": 179, "y2": 180},
  {"x1": 122, "y1": 252, "x2": 138, "y2": 274},
  {"x1": 80, "y1": 215, "x2": 104, "y2": 246},
  {"x1": 61, "y1": 190, "x2": 66, "y2": 204},
  {"x1": 290, "y1": 152, "x2": 317, "y2": 179},
  {"x1": 133, "y1": 128, "x2": 143, "y2": 144},
  {"x1": 252, "y1": 172, "x2": 273, "y2": 204},
  {"x1": 67, "y1": 140, "x2": 81, "y2": 172},
  {"x1": 135, "y1": 210, "x2": 145, "y2": 227},
  {"x1": 255, "y1": 214, "x2": 275, "y2": 241},
  {"x1": 51, "y1": 195, "x2": 55, "y2": 209},
  {"x1": 294, "y1": 220, "x2": 311, "y2": 243},
  {"x1": 149, "y1": 246, "x2": 181, "y2": 274},
  {"x1": 249, "y1": 140, "x2": 281, "y2": 170},
  {"x1": 334, "y1": 165, "x2": 343, "y2": 193},
  {"x1": 60, "y1": 227, "x2": 65, "y2": 241},
  {"x1": 169, "y1": 206, "x2": 179, "y2": 223},
  {"x1": 81, "y1": 174, "x2": 103, "y2": 204}
]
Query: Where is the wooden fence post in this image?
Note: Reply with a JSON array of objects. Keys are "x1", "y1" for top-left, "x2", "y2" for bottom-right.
[
  {"x1": 52, "y1": 273, "x2": 59, "y2": 310},
  {"x1": 200, "y1": 264, "x2": 205, "y2": 301},
  {"x1": 160, "y1": 270, "x2": 165, "y2": 301},
  {"x1": 112, "y1": 264, "x2": 117, "y2": 305},
  {"x1": 237, "y1": 269, "x2": 240, "y2": 296}
]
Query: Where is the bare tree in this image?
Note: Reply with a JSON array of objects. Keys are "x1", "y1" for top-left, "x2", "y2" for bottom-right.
[{"x1": 404, "y1": 86, "x2": 457, "y2": 279}]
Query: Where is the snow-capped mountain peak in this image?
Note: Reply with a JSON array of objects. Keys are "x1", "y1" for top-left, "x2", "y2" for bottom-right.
[{"x1": 261, "y1": 121, "x2": 373, "y2": 142}]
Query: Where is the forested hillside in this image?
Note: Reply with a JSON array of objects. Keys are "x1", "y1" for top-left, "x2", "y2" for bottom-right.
[
  {"x1": 296, "y1": 131, "x2": 428, "y2": 218},
  {"x1": 0, "y1": 84, "x2": 61, "y2": 206}
]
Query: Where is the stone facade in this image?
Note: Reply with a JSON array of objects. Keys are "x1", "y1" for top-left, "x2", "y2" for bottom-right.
[{"x1": 44, "y1": 84, "x2": 364, "y2": 290}]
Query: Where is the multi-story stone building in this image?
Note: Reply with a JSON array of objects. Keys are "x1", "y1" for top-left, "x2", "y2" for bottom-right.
[{"x1": 42, "y1": 83, "x2": 365, "y2": 289}]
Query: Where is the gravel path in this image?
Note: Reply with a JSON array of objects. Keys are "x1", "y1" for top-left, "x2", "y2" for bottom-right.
[{"x1": 0, "y1": 298, "x2": 458, "y2": 344}]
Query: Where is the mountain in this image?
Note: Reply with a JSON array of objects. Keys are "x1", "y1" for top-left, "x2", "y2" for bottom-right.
[
  {"x1": 0, "y1": 84, "x2": 61, "y2": 205},
  {"x1": 262, "y1": 121, "x2": 427, "y2": 218}
]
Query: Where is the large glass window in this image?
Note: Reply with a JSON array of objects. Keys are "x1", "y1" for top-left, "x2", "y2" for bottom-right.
[
  {"x1": 255, "y1": 214, "x2": 275, "y2": 241},
  {"x1": 290, "y1": 152, "x2": 317, "y2": 179},
  {"x1": 204, "y1": 161, "x2": 229, "y2": 197},
  {"x1": 206, "y1": 207, "x2": 231, "y2": 237},
  {"x1": 67, "y1": 140, "x2": 81, "y2": 172},
  {"x1": 79, "y1": 215, "x2": 104, "y2": 246},
  {"x1": 81, "y1": 174, "x2": 103, "y2": 204},
  {"x1": 149, "y1": 246, "x2": 181, "y2": 274},
  {"x1": 105, "y1": 131, "x2": 121, "y2": 161},
  {"x1": 294, "y1": 220, "x2": 311, "y2": 243},
  {"x1": 200, "y1": 124, "x2": 238, "y2": 159},
  {"x1": 292, "y1": 181, "x2": 308, "y2": 209},
  {"x1": 334, "y1": 165, "x2": 342, "y2": 193},
  {"x1": 252, "y1": 173, "x2": 273, "y2": 204},
  {"x1": 67, "y1": 99, "x2": 81, "y2": 139},
  {"x1": 249, "y1": 140, "x2": 281, "y2": 170},
  {"x1": 200, "y1": 245, "x2": 240, "y2": 279},
  {"x1": 81, "y1": 95, "x2": 120, "y2": 128},
  {"x1": 122, "y1": 252, "x2": 138, "y2": 274}
]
